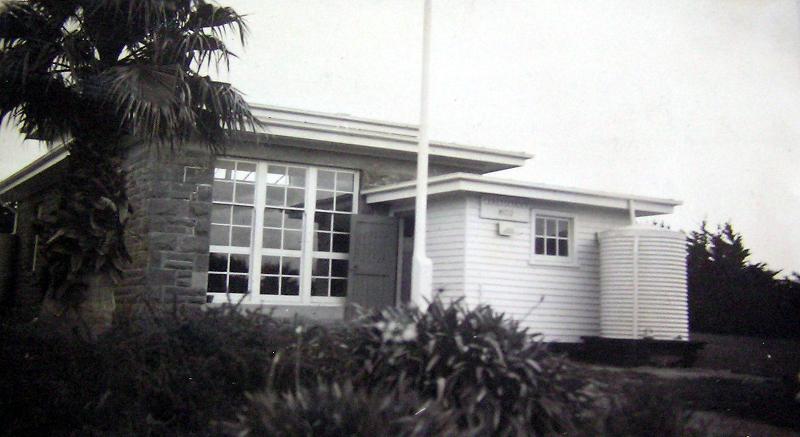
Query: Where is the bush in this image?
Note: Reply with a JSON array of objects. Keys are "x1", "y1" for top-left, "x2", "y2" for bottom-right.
[
  {"x1": 226, "y1": 382, "x2": 462, "y2": 437},
  {"x1": 347, "y1": 300, "x2": 573, "y2": 435},
  {"x1": 1, "y1": 300, "x2": 577, "y2": 435}
]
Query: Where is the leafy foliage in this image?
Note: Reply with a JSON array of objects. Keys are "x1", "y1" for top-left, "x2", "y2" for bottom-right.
[
  {"x1": 0, "y1": 0, "x2": 257, "y2": 148},
  {"x1": 687, "y1": 221, "x2": 800, "y2": 338},
  {"x1": 348, "y1": 300, "x2": 574, "y2": 435},
  {"x1": 0, "y1": 301, "x2": 582, "y2": 436},
  {"x1": 229, "y1": 383, "x2": 462, "y2": 437},
  {"x1": 0, "y1": 0, "x2": 258, "y2": 310},
  {"x1": 35, "y1": 146, "x2": 131, "y2": 304}
]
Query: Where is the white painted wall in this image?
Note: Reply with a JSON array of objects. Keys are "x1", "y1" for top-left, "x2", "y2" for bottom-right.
[
  {"x1": 459, "y1": 194, "x2": 631, "y2": 342},
  {"x1": 426, "y1": 195, "x2": 468, "y2": 303}
]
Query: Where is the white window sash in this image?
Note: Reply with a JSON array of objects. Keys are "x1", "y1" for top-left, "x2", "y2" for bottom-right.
[
  {"x1": 529, "y1": 209, "x2": 578, "y2": 267},
  {"x1": 209, "y1": 159, "x2": 359, "y2": 305}
]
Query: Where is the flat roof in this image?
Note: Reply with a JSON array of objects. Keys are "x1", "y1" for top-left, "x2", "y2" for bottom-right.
[
  {"x1": 363, "y1": 173, "x2": 681, "y2": 216},
  {"x1": 250, "y1": 104, "x2": 531, "y2": 173},
  {"x1": 0, "y1": 105, "x2": 533, "y2": 198}
]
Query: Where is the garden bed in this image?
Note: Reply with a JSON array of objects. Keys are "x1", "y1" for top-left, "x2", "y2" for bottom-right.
[{"x1": 1, "y1": 303, "x2": 797, "y2": 436}]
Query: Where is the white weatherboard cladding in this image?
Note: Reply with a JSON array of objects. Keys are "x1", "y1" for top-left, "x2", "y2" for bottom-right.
[
  {"x1": 427, "y1": 196, "x2": 468, "y2": 303},
  {"x1": 459, "y1": 194, "x2": 631, "y2": 342},
  {"x1": 598, "y1": 227, "x2": 689, "y2": 341}
]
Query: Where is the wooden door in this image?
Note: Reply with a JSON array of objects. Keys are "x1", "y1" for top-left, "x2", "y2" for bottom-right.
[{"x1": 347, "y1": 214, "x2": 399, "y2": 312}]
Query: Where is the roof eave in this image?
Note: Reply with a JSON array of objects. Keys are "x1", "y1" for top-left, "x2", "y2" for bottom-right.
[
  {"x1": 0, "y1": 144, "x2": 68, "y2": 199},
  {"x1": 364, "y1": 174, "x2": 681, "y2": 216}
]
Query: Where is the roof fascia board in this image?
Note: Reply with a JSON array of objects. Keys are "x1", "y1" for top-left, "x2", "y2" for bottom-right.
[
  {"x1": 253, "y1": 104, "x2": 531, "y2": 169},
  {"x1": 0, "y1": 145, "x2": 68, "y2": 197},
  {"x1": 364, "y1": 174, "x2": 679, "y2": 215},
  {"x1": 261, "y1": 121, "x2": 526, "y2": 170}
]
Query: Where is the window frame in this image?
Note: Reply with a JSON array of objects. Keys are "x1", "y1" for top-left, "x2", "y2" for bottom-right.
[
  {"x1": 208, "y1": 158, "x2": 359, "y2": 305},
  {"x1": 529, "y1": 209, "x2": 578, "y2": 267}
]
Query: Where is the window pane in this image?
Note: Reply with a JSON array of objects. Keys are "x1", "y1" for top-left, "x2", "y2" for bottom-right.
[
  {"x1": 336, "y1": 172, "x2": 354, "y2": 192},
  {"x1": 266, "y1": 186, "x2": 285, "y2": 206},
  {"x1": 232, "y1": 206, "x2": 253, "y2": 226},
  {"x1": 229, "y1": 254, "x2": 249, "y2": 273},
  {"x1": 546, "y1": 238, "x2": 557, "y2": 256},
  {"x1": 261, "y1": 256, "x2": 280, "y2": 275},
  {"x1": 267, "y1": 165, "x2": 287, "y2": 185},
  {"x1": 558, "y1": 220, "x2": 569, "y2": 238},
  {"x1": 282, "y1": 277, "x2": 300, "y2": 295},
  {"x1": 330, "y1": 279, "x2": 347, "y2": 297},
  {"x1": 209, "y1": 253, "x2": 228, "y2": 272},
  {"x1": 211, "y1": 205, "x2": 231, "y2": 224},
  {"x1": 282, "y1": 257, "x2": 301, "y2": 276},
  {"x1": 235, "y1": 183, "x2": 254, "y2": 204},
  {"x1": 314, "y1": 212, "x2": 332, "y2": 231},
  {"x1": 235, "y1": 163, "x2": 256, "y2": 182},
  {"x1": 286, "y1": 188, "x2": 305, "y2": 208},
  {"x1": 260, "y1": 276, "x2": 279, "y2": 295},
  {"x1": 264, "y1": 209, "x2": 282, "y2": 227},
  {"x1": 332, "y1": 214, "x2": 350, "y2": 232},
  {"x1": 311, "y1": 278, "x2": 328, "y2": 296},
  {"x1": 231, "y1": 227, "x2": 251, "y2": 247},
  {"x1": 546, "y1": 219, "x2": 556, "y2": 236},
  {"x1": 316, "y1": 190, "x2": 334, "y2": 210},
  {"x1": 318, "y1": 170, "x2": 335, "y2": 189},
  {"x1": 214, "y1": 160, "x2": 235, "y2": 180},
  {"x1": 332, "y1": 234, "x2": 349, "y2": 253},
  {"x1": 331, "y1": 259, "x2": 348, "y2": 278},
  {"x1": 210, "y1": 224, "x2": 229, "y2": 246},
  {"x1": 285, "y1": 210, "x2": 303, "y2": 229},
  {"x1": 212, "y1": 180, "x2": 233, "y2": 202},
  {"x1": 288, "y1": 167, "x2": 306, "y2": 187},
  {"x1": 535, "y1": 218, "x2": 545, "y2": 236},
  {"x1": 316, "y1": 232, "x2": 331, "y2": 252},
  {"x1": 313, "y1": 259, "x2": 329, "y2": 276},
  {"x1": 558, "y1": 239, "x2": 569, "y2": 257},
  {"x1": 263, "y1": 228, "x2": 281, "y2": 249},
  {"x1": 535, "y1": 237, "x2": 545, "y2": 255},
  {"x1": 334, "y1": 193, "x2": 353, "y2": 212},
  {"x1": 283, "y1": 230, "x2": 302, "y2": 250},
  {"x1": 208, "y1": 273, "x2": 226, "y2": 292},
  {"x1": 228, "y1": 275, "x2": 248, "y2": 293}
]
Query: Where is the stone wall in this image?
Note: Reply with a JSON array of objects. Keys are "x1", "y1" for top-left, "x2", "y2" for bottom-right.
[
  {"x1": 7, "y1": 137, "x2": 478, "y2": 317},
  {"x1": 113, "y1": 144, "x2": 214, "y2": 312}
]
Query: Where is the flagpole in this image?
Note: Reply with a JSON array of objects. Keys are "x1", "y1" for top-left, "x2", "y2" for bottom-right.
[{"x1": 411, "y1": 0, "x2": 433, "y2": 310}]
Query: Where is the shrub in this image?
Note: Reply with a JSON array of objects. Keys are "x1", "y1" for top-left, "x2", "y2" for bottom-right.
[
  {"x1": 347, "y1": 300, "x2": 573, "y2": 435},
  {"x1": 1, "y1": 300, "x2": 578, "y2": 435},
  {"x1": 226, "y1": 382, "x2": 462, "y2": 437}
]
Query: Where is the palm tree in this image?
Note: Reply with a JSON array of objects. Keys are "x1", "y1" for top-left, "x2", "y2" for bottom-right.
[{"x1": 0, "y1": 0, "x2": 258, "y2": 337}]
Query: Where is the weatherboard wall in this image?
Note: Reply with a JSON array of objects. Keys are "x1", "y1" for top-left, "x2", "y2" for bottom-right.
[{"x1": 459, "y1": 194, "x2": 631, "y2": 342}]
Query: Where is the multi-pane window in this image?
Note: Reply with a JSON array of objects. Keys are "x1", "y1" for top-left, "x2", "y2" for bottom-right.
[
  {"x1": 208, "y1": 161, "x2": 256, "y2": 296},
  {"x1": 260, "y1": 164, "x2": 306, "y2": 296},
  {"x1": 534, "y1": 216, "x2": 571, "y2": 257},
  {"x1": 208, "y1": 159, "x2": 358, "y2": 304},
  {"x1": 311, "y1": 170, "x2": 355, "y2": 297}
]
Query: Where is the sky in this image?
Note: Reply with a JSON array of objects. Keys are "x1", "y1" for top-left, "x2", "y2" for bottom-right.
[{"x1": 1, "y1": 0, "x2": 798, "y2": 273}]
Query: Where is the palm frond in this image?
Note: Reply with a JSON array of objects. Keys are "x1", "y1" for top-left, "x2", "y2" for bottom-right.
[{"x1": 185, "y1": 2, "x2": 248, "y2": 44}]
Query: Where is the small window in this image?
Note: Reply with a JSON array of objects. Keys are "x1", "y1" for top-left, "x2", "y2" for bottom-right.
[{"x1": 531, "y1": 212, "x2": 575, "y2": 265}]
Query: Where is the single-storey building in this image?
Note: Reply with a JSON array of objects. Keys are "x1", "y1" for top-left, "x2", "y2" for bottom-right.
[{"x1": 0, "y1": 104, "x2": 688, "y2": 342}]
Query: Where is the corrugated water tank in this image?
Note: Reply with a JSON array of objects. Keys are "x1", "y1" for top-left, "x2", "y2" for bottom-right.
[{"x1": 598, "y1": 226, "x2": 688, "y2": 341}]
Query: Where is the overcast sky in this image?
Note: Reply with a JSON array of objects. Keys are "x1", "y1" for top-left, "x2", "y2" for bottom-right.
[{"x1": 1, "y1": 0, "x2": 798, "y2": 273}]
